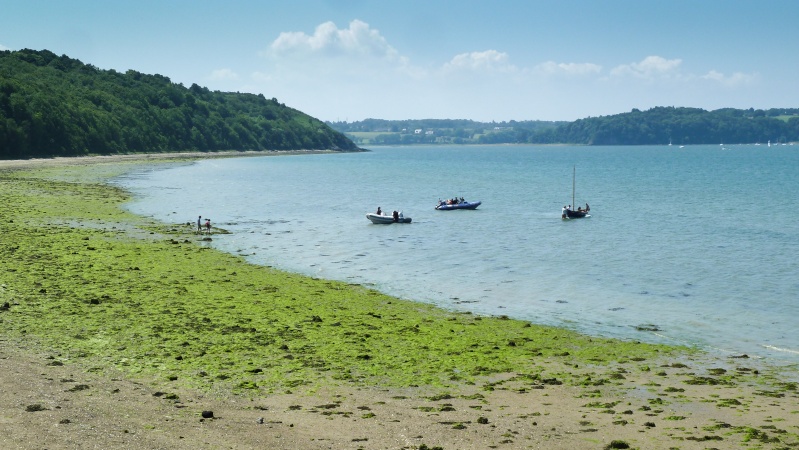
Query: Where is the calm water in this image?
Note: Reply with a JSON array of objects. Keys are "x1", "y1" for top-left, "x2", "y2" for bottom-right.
[{"x1": 114, "y1": 145, "x2": 799, "y2": 365}]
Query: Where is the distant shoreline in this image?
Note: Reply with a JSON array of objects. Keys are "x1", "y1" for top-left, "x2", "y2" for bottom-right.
[{"x1": 0, "y1": 149, "x2": 364, "y2": 168}]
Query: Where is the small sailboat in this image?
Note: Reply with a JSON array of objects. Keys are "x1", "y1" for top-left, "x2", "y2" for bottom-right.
[{"x1": 562, "y1": 166, "x2": 590, "y2": 219}]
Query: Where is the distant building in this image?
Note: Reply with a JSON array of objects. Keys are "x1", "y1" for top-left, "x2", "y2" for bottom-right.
[{"x1": 414, "y1": 129, "x2": 422, "y2": 134}]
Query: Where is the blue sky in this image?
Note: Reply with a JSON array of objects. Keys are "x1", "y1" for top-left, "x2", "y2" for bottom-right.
[{"x1": 2, "y1": 0, "x2": 798, "y2": 122}]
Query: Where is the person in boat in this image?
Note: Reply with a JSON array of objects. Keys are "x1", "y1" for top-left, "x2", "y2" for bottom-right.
[
  {"x1": 392, "y1": 210, "x2": 399, "y2": 222},
  {"x1": 577, "y1": 206, "x2": 583, "y2": 212},
  {"x1": 376, "y1": 206, "x2": 382, "y2": 215},
  {"x1": 562, "y1": 205, "x2": 568, "y2": 219},
  {"x1": 585, "y1": 203, "x2": 590, "y2": 212}
]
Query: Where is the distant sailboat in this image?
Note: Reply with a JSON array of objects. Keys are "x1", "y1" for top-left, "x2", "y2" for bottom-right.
[
  {"x1": 768, "y1": 140, "x2": 771, "y2": 147},
  {"x1": 562, "y1": 166, "x2": 590, "y2": 219}
]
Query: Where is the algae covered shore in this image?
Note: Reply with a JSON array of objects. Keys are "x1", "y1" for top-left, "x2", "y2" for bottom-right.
[{"x1": 1, "y1": 154, "x2": 798, "y2": 449}]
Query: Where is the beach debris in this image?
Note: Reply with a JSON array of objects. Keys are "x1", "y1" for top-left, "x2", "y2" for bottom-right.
[
  {"x1": 66, "y1": 384, "x2": 90, "y2": 392},
  {"x1": 605, "y1": 441, "x2": 631, "y2": 449}
]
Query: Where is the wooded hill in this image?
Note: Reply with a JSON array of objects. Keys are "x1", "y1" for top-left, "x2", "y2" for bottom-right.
[
  {"x1": 330, "y1": 107, "x2": 799, "y2": 146},
  {"x1": 0, "y1": 49, "x2": 360, "y2": 159},
  {"x1": 547, "y1": 106, "x2": 799, "y2": 145}
]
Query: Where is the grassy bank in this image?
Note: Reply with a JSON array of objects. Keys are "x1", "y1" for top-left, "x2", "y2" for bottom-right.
[{"x1": 2, "y1": 158, "x2": 798, "y2": 449}]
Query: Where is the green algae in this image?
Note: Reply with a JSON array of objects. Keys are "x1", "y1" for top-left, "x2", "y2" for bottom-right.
[{"x1": 1, "y1": 161, "x2": 687, "y2": 396}]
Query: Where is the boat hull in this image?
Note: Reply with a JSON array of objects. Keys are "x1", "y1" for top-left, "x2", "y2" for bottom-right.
[
  {"x1": 435, "y1": 200, "x2": 481, "y2": 210},
  {"x1": 366, "y1": 213, "x2": 412, "y2": 224},
  {"x1": 564, "y1": 210, "x2": 589, "y2": 219}
]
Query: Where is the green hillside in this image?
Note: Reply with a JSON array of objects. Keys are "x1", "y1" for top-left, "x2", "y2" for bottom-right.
[
  {"x1": 0, "y1": 49, "x2": 360, "y2": 159},
  {"x1": 549, "y1": 106, "x2": 799, "y2": 145}
]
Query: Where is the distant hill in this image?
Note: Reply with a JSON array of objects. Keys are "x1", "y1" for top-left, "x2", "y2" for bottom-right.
[
  {"x1": 0, "y1": 49, "x2": 360, "y2": 159},
  {"x1": 329, "y1": 107, "x2": 799, "y2": 146},
  {"x1": 550, "y1": 106, "x2": 799, "y2": 145}
]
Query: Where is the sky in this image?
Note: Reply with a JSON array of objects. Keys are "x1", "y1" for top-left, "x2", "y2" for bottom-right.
[{"x1": 2, "y1": 0, "x2": 798, "y2": 122}]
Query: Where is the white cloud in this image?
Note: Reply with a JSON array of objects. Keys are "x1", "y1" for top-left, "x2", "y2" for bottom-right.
[
  {"x1": 443, "y1": 50, "x2": 513, "y2": 72},
  {"x1": 0, "y1": 44, "x2": 9, "y2": 51},
  {"x1": 701, "y1": 70, "x2": 758, "y2": 87},
  {"x1": 610, "y1": 55, "x2": 682, "y2": 78},
  {"x1": 209, "y1": 68, "x2": 239, "y2": 81},
  {"x1": 534, "y1": 61, "x2": 602, "y2": 76},
  {"x1": 269, "y1": 19, "x2": 403, "y2": 63},
  {"x1": 249, "y1": 19, "x2": 763, "y2": 122}
]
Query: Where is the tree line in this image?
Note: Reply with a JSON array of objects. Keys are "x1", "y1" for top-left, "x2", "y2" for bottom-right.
[
  {"x1": 327, "y1": 118, "x2": 565, "y2": 145},
  {"x1": 329, "y1": 107, "x2": 799, "y2": 146},
  {"x1": 544, "y1": 107, "x2": 799, "y2": 145},
  {"x1": 0, "y1": 49, "x2": 359, "y2": 159}
]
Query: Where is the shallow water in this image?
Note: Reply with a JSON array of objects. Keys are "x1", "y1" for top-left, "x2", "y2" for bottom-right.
[{"x1": 114, "y1": 144, "x2": 799, "y2": 365}]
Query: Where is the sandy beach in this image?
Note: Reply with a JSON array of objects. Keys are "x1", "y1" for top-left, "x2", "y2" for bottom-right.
[{"x1": 1, "y1": 152, "x2": 797, "y2": 450}]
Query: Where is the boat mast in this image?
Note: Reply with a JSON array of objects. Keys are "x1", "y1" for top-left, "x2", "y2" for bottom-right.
[{"x1": 572, "y1": 165, "x2": 576, "y2": 209}]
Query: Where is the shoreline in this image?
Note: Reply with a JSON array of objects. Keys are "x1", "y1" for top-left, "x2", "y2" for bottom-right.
[
  {"x1": 0, "y1": 149, "x2": 358, "y2": 168},
  {"x1": 1, "y1": 154, "x2": 798, "y2": 449}
]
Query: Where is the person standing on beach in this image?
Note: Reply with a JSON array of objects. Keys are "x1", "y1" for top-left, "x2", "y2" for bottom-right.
[
  {"x1": 205, "y1": 218, "x2": 211, "y2": 235},
  {"x1": 197, "y1": 215, "x2": 203, "y2": 233}
]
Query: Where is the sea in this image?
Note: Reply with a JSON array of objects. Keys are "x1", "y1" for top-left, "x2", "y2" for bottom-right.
[{"x1": 112, "y1": 144, "x2": 799, "y2": 367}]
